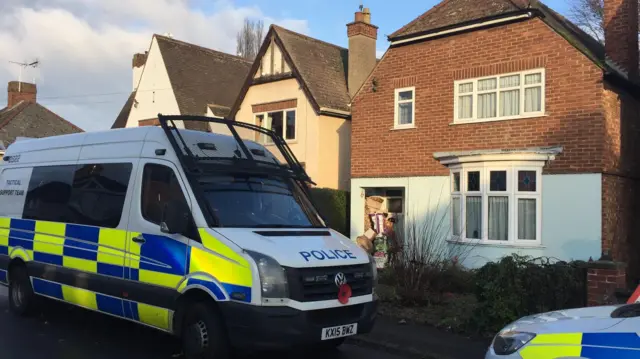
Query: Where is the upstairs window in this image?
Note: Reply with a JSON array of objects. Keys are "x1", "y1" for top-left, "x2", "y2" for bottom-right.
[
  {"x1": 394, "y1": 87, "x2": 415, "y2": 129},
  {"x1": 255, "y1": 109, "x2": 296, "y2": 144},
  {"x1": 454, "y1": 69, "x2": 545, "y2": 123}
]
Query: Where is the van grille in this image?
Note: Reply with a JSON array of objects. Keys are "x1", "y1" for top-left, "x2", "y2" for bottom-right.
[{"x1": 285, "y1": 264, "x2": 373, "y2": 302}]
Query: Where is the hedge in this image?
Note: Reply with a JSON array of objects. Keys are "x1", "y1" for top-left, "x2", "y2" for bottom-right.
[
  {"x1": 309, "y1": 188, "x2": 350, "y2": 236},
  {"x1": 472, "y1": 254, "x2": 588, "y2": 334}
]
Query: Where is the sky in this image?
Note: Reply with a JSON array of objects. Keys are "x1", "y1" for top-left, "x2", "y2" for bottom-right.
[{"x1": 0, "y1": 0, "x2": 573, "y2": 132}]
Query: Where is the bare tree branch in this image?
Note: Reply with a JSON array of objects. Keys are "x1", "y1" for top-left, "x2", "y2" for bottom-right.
[
  {"x1": 568, "y1": 0, "x2": 640, "y2": 44},
  {"x1": 569, "y1": 0, "x2": 605, "y2": 43},
  {"x1": 236, "y1": 18, "x2": 265, "y2": 60}
]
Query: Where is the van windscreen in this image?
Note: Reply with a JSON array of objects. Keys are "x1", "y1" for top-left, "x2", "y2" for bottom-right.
[{"x1": 197, "y1": 174, "x2": 324, "y2": 228}]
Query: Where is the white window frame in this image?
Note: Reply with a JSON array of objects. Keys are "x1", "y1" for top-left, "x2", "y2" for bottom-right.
[
  {"x1": 485, "y1": 165, "x2": 510, "y2": 242},
  {"x1": 462, "y1": 167, "x2": 483, "y2": 240},
  {"x1": 394, "y1": 87, "x2": 416, "y2": 129},
  {"x1": 254, "y1": 108, "x2": 297, "y2": 144},
  {"x1": 514, "y1": 165, "x2": 542, "y2": 243},
  {"x1": 451, "y1": 171, "x2": 462, "y2": 239},
  {"x1": 453, "y1": 68, "x2": 545, "y2": 124},
  {"x1": 449, "y1": 161, "x2": 542, "y2": 246}
]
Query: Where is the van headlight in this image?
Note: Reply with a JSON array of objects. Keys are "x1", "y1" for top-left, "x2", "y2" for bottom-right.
[
  {"x1": 246, "y1": 251, "x2": 289, "y2": 299},
  {"x1": 492, "y1": 331, "x2": 536, "y2": 355}
]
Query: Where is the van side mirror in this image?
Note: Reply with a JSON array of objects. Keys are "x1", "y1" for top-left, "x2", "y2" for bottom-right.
[{"x1": 160, "y1": 200, "x2": 190, "y2": 235}]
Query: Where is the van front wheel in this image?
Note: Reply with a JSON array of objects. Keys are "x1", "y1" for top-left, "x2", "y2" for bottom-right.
[{"x1": 181, "y1": 302, "x2": 230, "y2": 359}]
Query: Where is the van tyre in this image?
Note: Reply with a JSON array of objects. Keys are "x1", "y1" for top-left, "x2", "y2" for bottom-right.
[
  {"x1": 182, "y1": 302, "x2": 230, "y2": 359},
  {"x1": 8, "y1": 265, "x2": 37, "y2": 316}
]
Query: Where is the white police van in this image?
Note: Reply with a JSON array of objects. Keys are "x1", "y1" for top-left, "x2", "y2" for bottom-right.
[{"x1": 0, "y1": 115, "x2": 378, "y2": 358}]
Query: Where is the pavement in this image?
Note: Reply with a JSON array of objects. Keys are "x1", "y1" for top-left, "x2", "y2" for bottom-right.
[
  {"x1": 0, "y1": 285, "x2": 489, "y2": 359},
  {"x1": 0, "y1": 286, "x2": 405, "y2": 359},
  {"x1": 347, "y1": 315, "x2": 490, "y2": 359}
]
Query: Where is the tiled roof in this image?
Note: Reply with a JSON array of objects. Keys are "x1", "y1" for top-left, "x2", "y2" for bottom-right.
[
  {"x1": 110, "y1": 91, "x2": 136, "y2": 129},
  {"x1": 389, "y1": 0, "x2": 530, "y2": 39},
  {"x1": 387, "y1": 0, "x2": 626, "y2": 82},
  {"x1": 155, "y1": 34, "x2": 252, "y2": 120},
  {"x1": 207, "y1": 104, "x2": 231, "y2": 118},
  {"x1": 0, "y1": 101, "x2": 83, "y2": 146},
  {"x1": 272, "y1": 26, "x2": 351, "y2": 112}
]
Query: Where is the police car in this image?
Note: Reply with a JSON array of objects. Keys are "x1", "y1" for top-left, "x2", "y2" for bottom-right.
[
  {"x1": 485, "y1": 303, "x2": 640, "y2": 358},
  {"x1": 0, "y1": 115, "x2": 378, "y2": 359}
]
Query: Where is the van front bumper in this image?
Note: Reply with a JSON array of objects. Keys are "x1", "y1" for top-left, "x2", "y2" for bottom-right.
[{"x1": 219, "y1": 299, "x2": 378, "y2": 351}]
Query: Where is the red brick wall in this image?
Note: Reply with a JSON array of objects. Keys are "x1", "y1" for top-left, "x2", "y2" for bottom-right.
[
  {"x1": 604, "y1": 0, "x2": 639, "y2": 77},
  {"x1": 7, "y1": 81, "x2": 37, "y2": 108},
  {"x1": 251, "y1": 99, "x2": 297, "y2": 113},
  {"x1": 351, "y1": 18, "x2": 604, "y2": 178},
  {"x1": 347, "y1": 22, "x2": 378, "y2": 39},
  {"x1": 601, "y1": 82, "x2": 640, "y2": 285},
  {"x1": 139, "y1": 118, "x2": 159, "y2": 126},
  {"x1": 587, "y1": 266, "x2": 627, "y2": 306}
]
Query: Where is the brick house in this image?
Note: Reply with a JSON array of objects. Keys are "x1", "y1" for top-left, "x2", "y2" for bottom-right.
[{"x1": 350, "y1": 0, "x2": 640, "y2": 286}]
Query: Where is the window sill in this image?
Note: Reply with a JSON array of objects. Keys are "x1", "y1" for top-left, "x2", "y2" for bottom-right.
[
  {"x1": 450, "y1": 113, "x2": 548, "y2": 126},
  {"x1": 391, "y1": 125, "x2": 416, "y2": 131},
  {"x1": 447, "y1": 238, "x2": 544, "y2": 249}
]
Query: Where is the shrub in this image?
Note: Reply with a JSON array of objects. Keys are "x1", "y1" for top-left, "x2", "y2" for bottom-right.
[
  {"x1": 309, "y1": 187, "x2": 350, "y2": 236},
  {"x1": 471, "y1": 254, "x2": 588, "y2": 335},
  {"x1": 388, "y1": 188, "x2": 477, "y2": 305}
]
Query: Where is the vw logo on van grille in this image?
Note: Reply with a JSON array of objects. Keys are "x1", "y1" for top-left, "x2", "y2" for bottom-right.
[{"x1": 334, "y1": 272, "x2": 347, "y2": 287}]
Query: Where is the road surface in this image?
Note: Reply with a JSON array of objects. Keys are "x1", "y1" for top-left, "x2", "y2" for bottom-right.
[{"x1": 0, "y1": 286, "x2": 404, "y2": 359}]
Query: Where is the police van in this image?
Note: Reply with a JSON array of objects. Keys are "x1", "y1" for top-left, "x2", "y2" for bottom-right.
[{"x1": 0, "y1": 115, "x2": 377, "y2": 358}]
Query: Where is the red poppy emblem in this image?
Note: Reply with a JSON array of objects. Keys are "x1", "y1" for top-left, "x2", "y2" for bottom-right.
[{"x1": 338, "y1": 284, "x2": 352, "y2": 304}]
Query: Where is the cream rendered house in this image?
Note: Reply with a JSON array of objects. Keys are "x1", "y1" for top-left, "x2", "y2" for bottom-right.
[
  {"x1": 112, "y1": 34, "x2": 251, "y2": 131},
  {"x1": 231, "y1": 10, "x2": 378, "y2": 190}
]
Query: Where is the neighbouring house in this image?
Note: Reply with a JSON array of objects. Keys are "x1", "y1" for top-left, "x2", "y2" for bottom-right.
[
  {"x1": 230, "y1": 8, "x2": 378, "y2": 190},
  {"x1": 111, "y1": 34, "x2": 252, "y2": 131},
  {"x1": 0, "y1": 81, "x2": 83, "y2": 153},
  {"x1": 350, "y1": 0, "x2": 640, "y2": 284}
]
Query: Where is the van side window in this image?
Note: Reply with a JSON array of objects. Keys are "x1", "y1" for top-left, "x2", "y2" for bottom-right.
[
  {"x1": 141, "y1": 164, "x2": 189, "y2": 225},
  {"x1": 68, "y1": 163, "x2": 132, "y2": 228},
  {"x1": 23, "y1": 165, "x2": 75, "y2": 222}
]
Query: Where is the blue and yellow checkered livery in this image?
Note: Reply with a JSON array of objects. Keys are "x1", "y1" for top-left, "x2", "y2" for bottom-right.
[
  {"x1": 521, "y1": 332, "x2": 640, "y2": 358},
  {"x1": 0, "y1": 217, "x2": 253, "y2": 333}
]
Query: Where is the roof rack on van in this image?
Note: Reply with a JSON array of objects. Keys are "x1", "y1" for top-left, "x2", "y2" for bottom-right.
[{"x1": 157, "y1": 114, "x2": 314, "y2": 185}]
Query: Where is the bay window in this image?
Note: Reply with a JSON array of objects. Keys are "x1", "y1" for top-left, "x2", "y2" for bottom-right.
[
  {"x1": 454, "y1": 68, "x2": 545, "y2": 123},
  {"x1": 450, "y1": 163, "x2": 542, "y2": 244}
]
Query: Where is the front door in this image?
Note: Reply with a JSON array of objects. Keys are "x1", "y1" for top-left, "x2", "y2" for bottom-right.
[{"x1": 124, "y1": 160, "x2": 193, "y2": 330}]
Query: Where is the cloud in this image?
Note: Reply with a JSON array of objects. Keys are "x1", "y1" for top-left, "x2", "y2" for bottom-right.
[{"x1": 0, "y1": 0, "x2": 308, "y2": 131}]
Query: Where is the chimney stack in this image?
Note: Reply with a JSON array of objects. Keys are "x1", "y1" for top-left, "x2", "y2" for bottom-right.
[
  {"x1": 132, "y1": 51, "x2": 148, "y2": 91},
  {"x1": 7, "y1": 81, "x2": 37, "y2": 108},
  {"x1": 347, "y1": 6, "x2": 378, "y2": 98},
  {"x1": 604, "y1": 0, "x2": 639, "y2": 78}
]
